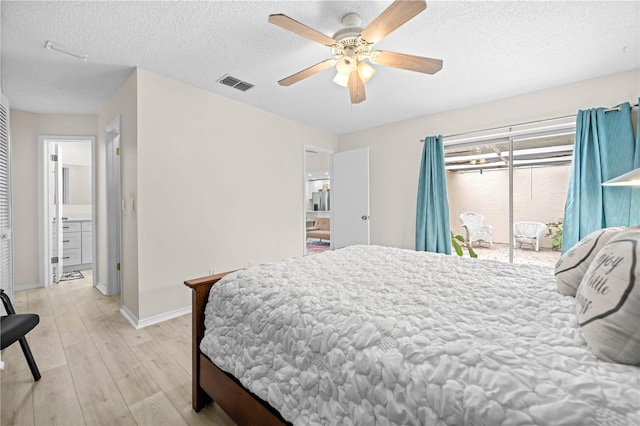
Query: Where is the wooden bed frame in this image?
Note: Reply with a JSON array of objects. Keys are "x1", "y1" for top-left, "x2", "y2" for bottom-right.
[{"x1": 184, "y1": 272, "x2": 289, "y2": 426}]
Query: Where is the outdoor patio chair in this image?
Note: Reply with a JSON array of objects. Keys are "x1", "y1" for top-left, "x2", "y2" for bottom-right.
[
  {"x1": 513, "y1": 221, "x2": 547, "y2": 252},
  {"x1": 459, "y1": 211, "x2": 493, "y2": 246}
]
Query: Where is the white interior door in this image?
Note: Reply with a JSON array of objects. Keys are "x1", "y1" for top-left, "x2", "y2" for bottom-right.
[
  {"x1": 50, "y1": 143, "x2": 64, "y2": 283},
  {"x1": 332, "y1": 147, "x2": 370, "y2": 249}
]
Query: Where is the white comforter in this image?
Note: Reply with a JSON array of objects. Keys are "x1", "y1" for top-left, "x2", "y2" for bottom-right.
[{"x1": 201, "y1": 245, "x2": 640, "y2": 426}]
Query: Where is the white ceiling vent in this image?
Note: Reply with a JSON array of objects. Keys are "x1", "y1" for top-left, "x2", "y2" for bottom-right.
[{"x1": 218, "y1": 74, "x2": 254, "y2": 92}]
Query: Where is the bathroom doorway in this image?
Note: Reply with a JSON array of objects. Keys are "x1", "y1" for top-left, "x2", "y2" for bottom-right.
[{"x1": 39, "y1": 136, "x2": 96, "y2": 287}]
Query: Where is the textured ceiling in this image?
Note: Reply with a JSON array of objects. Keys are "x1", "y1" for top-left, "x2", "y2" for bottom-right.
[{"x1": 1, "y1": 1, "x2": 639, "y2": 135}]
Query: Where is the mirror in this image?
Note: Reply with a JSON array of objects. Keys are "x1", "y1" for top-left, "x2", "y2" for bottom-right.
[
  {"x1": 62, "y1": 165, "x2": 91, "y2": 204},
  {"x1": 59, "y1": 141, "x2": 92, "y2": 205}
]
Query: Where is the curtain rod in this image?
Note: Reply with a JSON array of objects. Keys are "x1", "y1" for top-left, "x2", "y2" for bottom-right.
[
  {"x1": 420, "y1": 113, "x2": 576, "y2": 142},
  {"x1": 421, "y1": 102, "x2": 639, "y2": 142},
  {"x1": 604, "y1": 102, "x2": 639, "y2": 113}
]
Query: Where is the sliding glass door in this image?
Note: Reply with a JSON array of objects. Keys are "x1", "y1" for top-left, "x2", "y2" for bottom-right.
[{"x1": 444, "y1": 124, "x2": 575, "y2": 266}]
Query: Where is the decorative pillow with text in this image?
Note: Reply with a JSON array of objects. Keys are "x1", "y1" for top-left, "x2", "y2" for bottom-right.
[
  {"x1": 555, "y1": 227, "x2": 623, "y2": 296},
  {"x1": 575, "y1": 227, "x2": 640, "y2": 364}
]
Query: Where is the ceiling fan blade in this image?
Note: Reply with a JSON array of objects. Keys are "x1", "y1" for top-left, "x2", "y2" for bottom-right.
[
  {"x1": 348, "y1": 72, "x2": 366, "y2": 104},
  {"x1": 370, "y1": 51, "x2": 442, "y2": 74},
  {"x1": 278, "y1": 59, "x2": 336, "y2": 86},
  {"x1": 268, "y1": 14, "x2": 337, "y2": 47},
  {"x1": 360, "y1": 0, "x2": 427, "y2": 44}
]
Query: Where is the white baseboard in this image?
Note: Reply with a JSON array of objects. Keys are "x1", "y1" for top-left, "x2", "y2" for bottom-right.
[
  {"x1": 14, "y1": 282, "x2": 44, "y2": 292},
  {"x1": 119, "y1": 304, "x2": 139, "y2": 328},
  {"x1": 119, "y1": 304, "x2": 191, "y2": 329},
  {"x1": 95, "y1": 282, "x2": 108, "y2": 295},
  {"x1": 138, "y1": 305, "x2": 192, "y2": 329}
]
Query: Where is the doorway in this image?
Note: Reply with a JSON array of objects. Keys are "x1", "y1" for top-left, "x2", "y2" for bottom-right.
[
  {"x1": 303, "y1": 145, "x2": 371, "y2": 254},
  {"x1": 39, "y1": 136, "x2": 96, "y2": 288}
]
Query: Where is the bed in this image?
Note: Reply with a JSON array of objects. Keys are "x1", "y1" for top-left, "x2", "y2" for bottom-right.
[{"x1": 184, "y1": 245, "x2": 640, "y2": 425}]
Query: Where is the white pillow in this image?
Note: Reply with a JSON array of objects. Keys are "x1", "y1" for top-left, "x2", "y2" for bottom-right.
[
  {"x1": 575, "y1": 227, "x2": 640, "y2": 364},
  {"x1": 555, "y1": 227, "x2": 623, "y2": 296}
]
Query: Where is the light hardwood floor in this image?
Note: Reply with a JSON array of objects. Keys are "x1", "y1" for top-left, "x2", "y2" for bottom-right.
[{"x1": 0, "y1": 270, "x2": 236, "y2": 426}]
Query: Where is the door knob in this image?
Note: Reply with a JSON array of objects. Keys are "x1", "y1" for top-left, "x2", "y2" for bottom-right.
[{"x1": 361, "y1": 215, "x2": 369, "y2": 220}]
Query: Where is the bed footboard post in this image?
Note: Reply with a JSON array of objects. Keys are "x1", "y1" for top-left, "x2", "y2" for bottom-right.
[
  {"x1": 185, "y1": 272, "x2": 234, "y2": 412},
  {"x1": 192, "y1": 283, "x2": 210, "y2": 411},
  {"x1": 190, "y1": 281, "x2": 210, "y2": 411}
]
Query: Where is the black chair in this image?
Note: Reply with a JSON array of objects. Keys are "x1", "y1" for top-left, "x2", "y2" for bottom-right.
[{"x1": 0, "y1": 289, "x2": 41, "y2": 381}]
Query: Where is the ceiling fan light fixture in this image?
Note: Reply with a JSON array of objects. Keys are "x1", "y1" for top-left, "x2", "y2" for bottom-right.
[
  {"x1": 357, "y1": 61, "x2": 376, "y2": 84},
  {"x1": 333, "y1": 72, "x2": 350, "y2": 87},
  {"x1": 269, "y1": 0, "x2": 439, "y2": 104},
  {"x1": 336, "y1": 56, "x2": 356, "y2": 76}
]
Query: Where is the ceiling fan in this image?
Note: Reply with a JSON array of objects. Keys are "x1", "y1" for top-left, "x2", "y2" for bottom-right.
[{"x1": 268, "y1": 0, "x2": 442, "y2": 104}]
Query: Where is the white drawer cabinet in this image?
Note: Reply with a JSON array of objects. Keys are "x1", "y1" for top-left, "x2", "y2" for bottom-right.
[
  {"x1": 60, "y1": 221, "x2": 82, "y2": 233},
  {"x1": 54, "y1": 220, "x2": 93, "y2": 269},
  {"x1": 61, "y1": 248, "x2": 82, "y2": 265},
  {"x1": 61, "y1": 232, "x2": 81, "y2": 250},
  {"x1": 82, "y1": 229, "x2": 93, "y2": 264}
]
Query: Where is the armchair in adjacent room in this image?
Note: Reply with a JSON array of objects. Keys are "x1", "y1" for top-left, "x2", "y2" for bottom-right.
[
  {"x1": 459, "y1": 211, "x2": 493, "y2": 247},
  {"x1": 513, "y1": 221, "x2": 547, "y2": 252}
]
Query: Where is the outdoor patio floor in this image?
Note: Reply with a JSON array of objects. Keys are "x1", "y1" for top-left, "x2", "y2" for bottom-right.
[{"x1": 471, "y1": 242, "x2": 560, "y2": 268}]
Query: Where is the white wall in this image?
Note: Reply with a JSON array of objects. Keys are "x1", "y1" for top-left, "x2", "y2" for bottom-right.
[
  {"x1": 306, "y1": 150, "x2": 331, "y2": 173},
  {"x1": 135, "y1": 68, "x2": 337, "y2": 320},
  {"x1": 338, "y1": 69, "x2": 640, "y2": 250},
  {"x1": 10, "y1": 111, "x2": 97, "y2": 288},
  {"x1": 61, "y1": 141, "x2": 91, "y2": 166}
]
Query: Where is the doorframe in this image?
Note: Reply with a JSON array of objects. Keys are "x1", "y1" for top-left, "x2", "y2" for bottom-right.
[
  {"x1": 303, "y1": 144, "x2": 334, "y2": 255},
  {"x1": 38, "y1": 135, "x2": 97, "y2": 288},
  {"x1": 105, "y1": 116, "x2": 122, "y2": 299}
]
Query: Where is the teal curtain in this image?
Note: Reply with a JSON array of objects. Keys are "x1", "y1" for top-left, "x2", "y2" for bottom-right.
[
  {"x1": 562, "y1": 102, "x2": 639, "y2": 253},
  {"x1": 416, "y1": 135, "x2": 451, "y2": 254},
  {"x1": 632, "y1": 98, "x2": 640, "y2": 223}
]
